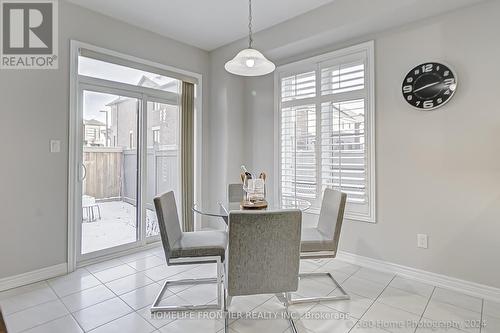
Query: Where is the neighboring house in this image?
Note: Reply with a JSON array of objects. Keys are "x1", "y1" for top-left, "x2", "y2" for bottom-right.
[
  {"x1": 85, "y1": 75, "x2": 180, "y2": 149},
  {"x1": 83, "y1": 118, "x2": 107, "y2": 146}
]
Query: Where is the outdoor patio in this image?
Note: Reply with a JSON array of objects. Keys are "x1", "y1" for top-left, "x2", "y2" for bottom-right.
[{"x1": 82, "y1": 200, "x2": 158, "y2": 254}]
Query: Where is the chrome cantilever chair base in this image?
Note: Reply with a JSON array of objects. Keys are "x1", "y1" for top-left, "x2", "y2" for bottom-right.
[
  {"x1": 287, "y1": 252, "x2": 350, "y2": 305},
  {"x1": 287, "y1": 272, "x2": 350, "y2": 305},
  {"x1": 151, "y1": 256, "x2": 223, "y2": 313},
  {"x1": 223, "y1": 292, "x2": 298, "y2": 333}
]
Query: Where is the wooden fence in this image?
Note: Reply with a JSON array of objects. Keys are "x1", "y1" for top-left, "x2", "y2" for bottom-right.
[{"x1": 83, "y1": 146, "x2": 178, "y2": 202}]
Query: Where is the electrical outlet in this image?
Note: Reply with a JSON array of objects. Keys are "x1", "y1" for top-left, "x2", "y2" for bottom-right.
[
  {"x1": 50, "y1": 140, "x2": 60, "y2": 153},
  {"x1": 417, "y1": 234, "x2": 428, "y2": 249}
]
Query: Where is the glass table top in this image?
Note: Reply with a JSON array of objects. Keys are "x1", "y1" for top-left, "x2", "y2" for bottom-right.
[{"x1": 192, "y1": 197, "x2": 311, "y2": 219}]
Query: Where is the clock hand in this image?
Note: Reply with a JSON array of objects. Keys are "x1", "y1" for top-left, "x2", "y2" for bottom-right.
[{"x1": 413, "y1": 81, "x2": 441, "y2": 93}]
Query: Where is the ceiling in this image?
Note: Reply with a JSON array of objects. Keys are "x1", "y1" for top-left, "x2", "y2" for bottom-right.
[{"x1": 65, "y1": 0, "x2": 335, "y2": 51}]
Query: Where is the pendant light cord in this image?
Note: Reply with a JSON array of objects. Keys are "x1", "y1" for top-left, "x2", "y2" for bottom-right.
[{"x1": 248, "y1": 0, "x2": 253, "y2": 48}]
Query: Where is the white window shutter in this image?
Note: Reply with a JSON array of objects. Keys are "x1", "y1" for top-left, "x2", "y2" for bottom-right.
[{"x1": 277, "y1": 42, "x2": 375, "y2": 222}]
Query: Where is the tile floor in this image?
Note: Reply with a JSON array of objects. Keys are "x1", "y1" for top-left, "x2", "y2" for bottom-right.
[{"x1": 1, "y1": 246, "x2": 498, "y2": 333}]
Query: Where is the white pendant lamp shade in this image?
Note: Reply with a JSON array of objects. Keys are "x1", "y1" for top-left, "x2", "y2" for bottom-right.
[
  {"x1": 225, "y1": 48, "x2": 275, "y2": 76},
  {"x1": 224, "y1": 0, "x2": 275, "y2": 77}
]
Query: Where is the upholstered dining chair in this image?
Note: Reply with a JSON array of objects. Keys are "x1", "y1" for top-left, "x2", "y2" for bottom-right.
[
  {"x1": 288, "y1": 188, "x2": 350, "y2": 304},
  {"x1": 227, "y1": 183, "x2": 244, "y2": 203},
  {"x1": 223, "y1": 210, "x2": 302, "y2": 333},
  {"x1": 151, "y1": 191, "x2": 227, "y2": 313}
]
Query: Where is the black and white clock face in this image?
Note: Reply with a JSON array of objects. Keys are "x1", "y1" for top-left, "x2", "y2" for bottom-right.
[{"x1": 402, "y1": 62, "x2": 457, "y2": 110}]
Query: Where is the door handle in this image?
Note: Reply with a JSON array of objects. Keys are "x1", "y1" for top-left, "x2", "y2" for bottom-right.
[{"x1": 80, "y1": 163, "x2": 87, "y2": 181}]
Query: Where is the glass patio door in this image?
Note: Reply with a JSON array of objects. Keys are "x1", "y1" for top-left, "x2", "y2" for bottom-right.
[
  {"x1": 80, "y1": 88, "x2": 142, "y2": 257},
  {"x1": 77, "y1": 88, "x2": 181, "y2": 261},
  {"x1": 143, "y1": 98, "x2": 181, "y2": 240},
  {"x1": 72, "y1": 45, "x2": 186, "y2": 264}
]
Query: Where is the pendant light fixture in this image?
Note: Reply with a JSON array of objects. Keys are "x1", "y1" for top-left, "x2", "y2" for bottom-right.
[{"x1": 225, "y1": 0, "x2": 275, "y2": 76}]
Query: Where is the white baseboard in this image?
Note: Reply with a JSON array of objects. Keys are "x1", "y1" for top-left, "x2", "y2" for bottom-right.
[
  {"x1": 0, "y1": 263, "x2": 68, "y2": 292},
  {"x1": 337, "y1": 251, "x2": 500, "y2": 302}
]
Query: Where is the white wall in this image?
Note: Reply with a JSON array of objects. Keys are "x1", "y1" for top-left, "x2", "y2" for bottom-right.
[
  {"x1": 209, "y1": 0, "x2": 500, "y2": 287},
  {"x1": 0, "y1": 0, "x2": 209, "y2": 279}
]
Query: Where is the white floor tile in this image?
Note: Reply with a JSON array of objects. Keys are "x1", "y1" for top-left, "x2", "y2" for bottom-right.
[
  {"x1": 353, "y1": 268, "x2": 395, "y2": 286},
  {"x1": 175, "y1": 283, "x2": 219, "y2": 306},
  {"x1": 136, "y1": 295, "x2": 186, "y2": 329},
  {"x1": 61, "y1": 284, "x2": 115, "y2": 312},
  {"x1": 231, "y1": 316, "x2": 290, "y2": 333},
  {"x1": 93, "y1": 264, "x2": 137, "y2": 283},
  {"x1": 325, "y1": 270, "x2": 351, "y2": 284},
  {"x1": 431, "y1": 288, "x2": 482, "y2": 313},
  {"x1": 389, "y1": 276, "x2": 434, "y2": 298},
  {"x1": 321, "y1": 260, "x2": 360, "y2": 275},
  {"x1": 240, "y1": 295, "x2": 314, "y2": 328},
  {"x1": 228, "y1": 294, "x2": 273, "y2": 314},
  {"x1": 4, "y1": 299, "x2": 68, "y2": 333},
  {"x1": 342, "y1": 276, "x2": 387, "y2": 299},
  {"x1": 89, "y1": 312, "x2": 155, "y2": 333},
  {"x1": 105, "y1": 272, "x2": 155, "y2": 295},
  {"x1": 160, "y1": 318, "x2": 224, "y2": 333},
  {"x1": 294, "y1": 275, "x2": 337, "y2": 299},
  {"x1": 417, "y1": 318, "x2": 470, "y2": 333},
  {"x1": 322, "y1": 292, "x2": 374, "y2": 319},
  {"x1": 126, "y1": 256, "x2": 165, "y2": 271},
  {"x1": 73, "y1": 297, "x2": 132, "y2": 331},
  {"x1": 172, "y1": 264, "x2": 215, "y2": 280},
  {"x1": 350, "y1": 325, "x2": 392, "y2": 333},
  {"x1": 48, "y1": 269, "x2": 102, "y2": 297},
  {"x1": 377, "y1": 286, "x2": 429, "y2": 316},
  {"x1": 360, "y1": 302, "x2": 420, "y2": 333},
  {"x1": 482, "y1": 315, "x2": 500, "y2": 333},
  {"x1": 299, "y1": 260, "x2": 322, "y2": 274},
  {"x1": 483, "y1": 300, "x2": 500, "y2": 319},
  {"x1": 85, "y1": 258, "x2": 125, "y2": 274},
  {"x1": 295, "y1": 304, "x2": 356, "y2": 333},
  {"x1": 0, "y1": 285, "x2": 57, "y2": 315},
  {"x1": 22, "y1": 315, "x2": 83, "y2": 333},
  {"x1": 143, "y1": 264, "x2": 195, "y2": 281},
  {"x1": 119, "y1": 251, "x2": 155, "y2": 263},
  {"x1": 156, "y1": 279, "x2": 194, "y2": 295},
  {"x1": 0, "y1": 281, "x2": 48, "y2": 301},
  {"x1": 120, "y1": 283, "x2": 165, "y2": 310},
  {"x1": 5, "y1": 248, "x2": 496, "y2": 333},
  {"x1": 423, "y1": 300, "x2": 481, "y2": 333}
]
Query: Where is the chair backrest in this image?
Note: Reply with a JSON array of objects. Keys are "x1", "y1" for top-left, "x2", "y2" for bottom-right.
[
  {"x1": 226, "y1": 210, "x2": 302, "y2": 297},
  {"x1": 227, "y1": 183, "x2": 244, "y2": 203},
  {"x1": 153, "y1": 191, "x2": 183, "y2": 263},
  {"x1": 317, "y1": 188, "x2": 347, "y2": 254}
]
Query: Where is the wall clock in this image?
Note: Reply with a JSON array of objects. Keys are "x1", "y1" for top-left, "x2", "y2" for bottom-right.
[{"x1": 402, "y1": 62, "x2": 457, "y2": 110}]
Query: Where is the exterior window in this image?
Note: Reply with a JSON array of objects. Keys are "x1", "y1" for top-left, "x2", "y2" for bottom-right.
[
  {"x1": 129, "y1": 131, "x2": 134, "y2": 149},
  {"x1": 152, "y1": 127, "x2": 161, "y2": 144},
  {"x1": 276, "y1": 41, "x2": 375, "y2": 222}
]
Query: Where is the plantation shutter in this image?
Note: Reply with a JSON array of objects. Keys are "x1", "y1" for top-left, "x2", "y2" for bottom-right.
[
  {"x1": 278, "y1": 43, "x2": 375, "y2": 221},
  {"x1": 280, "y1": 70, "x2": 317, "y2": 201}
]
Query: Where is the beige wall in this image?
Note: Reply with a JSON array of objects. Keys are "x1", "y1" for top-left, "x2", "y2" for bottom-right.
[
  {"x1": 0, "y1": 1, "x2": 209, "y2": 279},
  {"x1": 210, "y1": 0, "x2": 500, "y2": 287}
]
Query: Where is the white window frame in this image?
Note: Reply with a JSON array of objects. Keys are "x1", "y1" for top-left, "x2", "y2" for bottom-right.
[{"x1": 274, "y1": 41, "x2": 376, "y2": 223}]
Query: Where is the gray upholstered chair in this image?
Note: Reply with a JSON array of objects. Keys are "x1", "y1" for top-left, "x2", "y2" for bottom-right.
[
  {"x1": 223, "y1": 210, "x2": 302, "y2": 333},
  {"x1": 289, "y1": 188, "x2": 349, "y2": 304},
  {"x1": 151, "y1": 191, "x2": 227, "y2": 312},
  {"x1": 227, "y1": 183, "x2": 244, "y2": 203}
]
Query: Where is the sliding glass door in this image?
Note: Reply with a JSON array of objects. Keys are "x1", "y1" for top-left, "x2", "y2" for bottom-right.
[
  {"x1": 77, "y1": 90, "x2": 181, "y2": 263},
  {"x1": 70, "y1": 43, "x2": 196, "y2": 265},
  {"x1": 78, "y1": 88, "x2": 181, "y2": 261},
  {"x1": 144, "y1": 100, "x2": 180, "y2": 239},
  {"x1": 80, "y1": 89, "x2": 141, "y2": 255}
]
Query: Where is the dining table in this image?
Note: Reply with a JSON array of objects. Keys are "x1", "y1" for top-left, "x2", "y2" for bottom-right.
[{"x1": 192, "y1": 197, "x2": 311, "y2": 224}]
